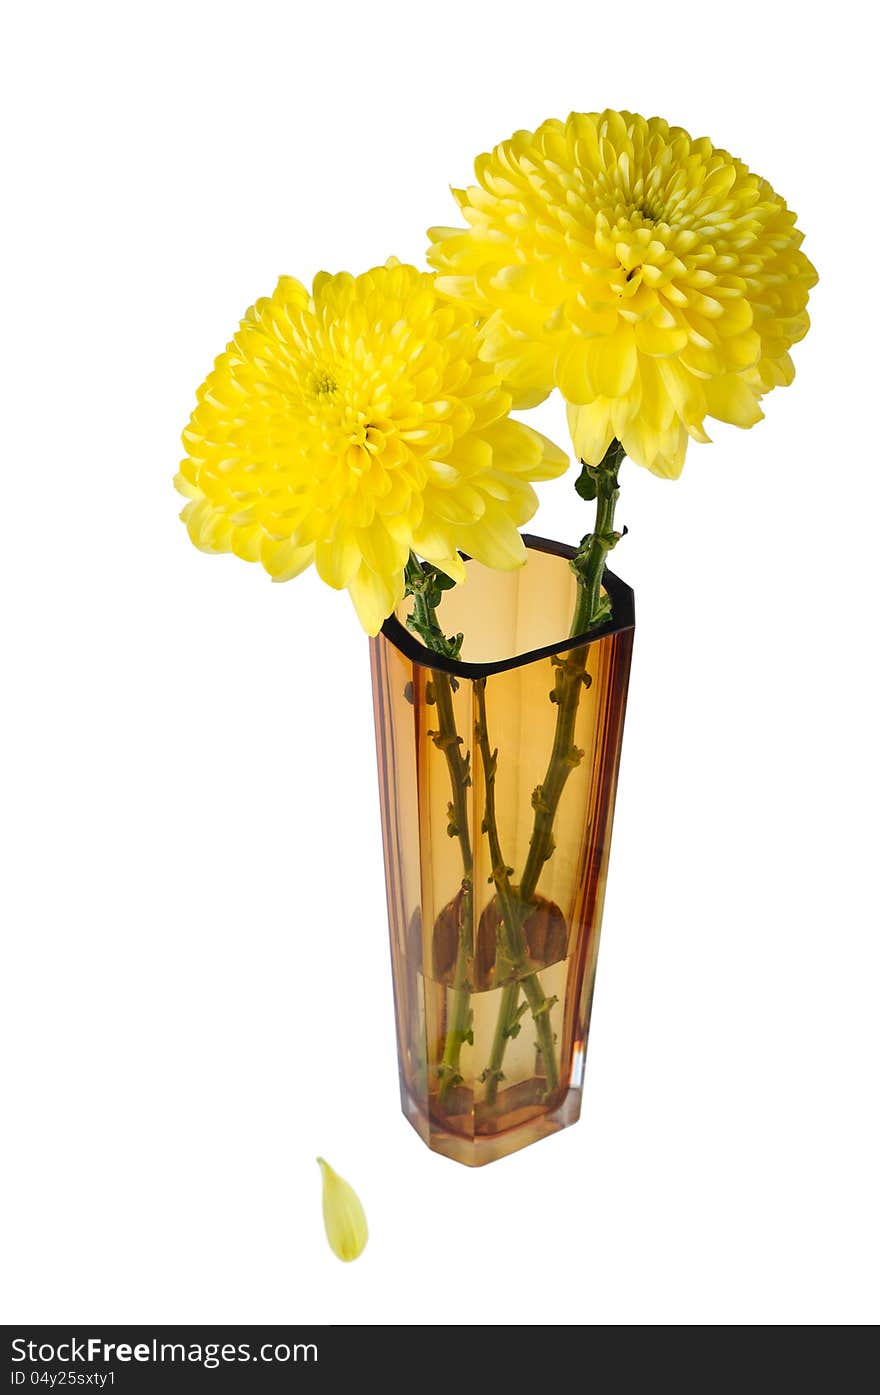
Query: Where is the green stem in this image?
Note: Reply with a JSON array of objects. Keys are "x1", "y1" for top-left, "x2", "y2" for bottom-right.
[
  {"x1": 432, "y1": 669, "x2": 474, "y2": 1103},
  {"x1": 480, "y1": 444, "x2": 625, "y2": 1102},
  {"x1": 568, "y1": 443, "x2": 623, "y2": 638},
  {"x1": 474, "y1": 679, "x2": 559, "y2": 1105},
  {"x1": 483, "y1": 981, "x2": 521, "y2": 1104},
  {"x1": 406, "y1": 557, "x2": 474, "y2": 1106},
  {"x1": 520, "y1": 450, "x2": 622, "y2": 900},
  {"x1": 474, "y1": 681, "x2": 523, "y2": 1106}
]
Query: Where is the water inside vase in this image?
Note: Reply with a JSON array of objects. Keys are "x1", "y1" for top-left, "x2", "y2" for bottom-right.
[{"x1": 419, "y1": 955, "x2": 576, "y2": 1133}]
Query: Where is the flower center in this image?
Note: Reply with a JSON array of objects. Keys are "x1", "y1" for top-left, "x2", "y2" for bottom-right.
[{"x1": 348, "y1": 417, "x2": 387, "y2": 453}]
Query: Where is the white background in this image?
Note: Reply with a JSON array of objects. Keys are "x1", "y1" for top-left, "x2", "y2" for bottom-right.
[{"x1": 2, "y1": 0, "x2": 877, "y2": 1328}]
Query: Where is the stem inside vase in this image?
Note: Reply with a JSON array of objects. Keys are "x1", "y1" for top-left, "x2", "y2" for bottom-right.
[
  {"x1": 405, "y1": 559, "x2": 475, "y2": 1106},
  {"x1": 405, "y1": 443, "x2": 625, "y2": 1122},
  {"x1": 477, "y1": 443, "x2": 625, "y2": 1107}
]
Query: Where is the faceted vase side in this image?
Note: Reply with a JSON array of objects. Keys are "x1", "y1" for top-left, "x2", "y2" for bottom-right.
[{"x1": 370, "y1": 536, "x2": 635, "y2": 1166}]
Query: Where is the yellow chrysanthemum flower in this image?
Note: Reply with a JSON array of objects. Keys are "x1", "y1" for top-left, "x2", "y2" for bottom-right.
[
  {"x1": 428, "y1": 111, "x2": 818, "y2": 479},
  {"x1": 176, "y1": 260, "x2": 568, "y2": 633}
]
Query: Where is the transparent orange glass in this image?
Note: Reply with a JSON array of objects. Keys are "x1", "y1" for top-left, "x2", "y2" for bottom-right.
[{"x1": 370, "y1": 537, "x2": 635, "y2": 1165}]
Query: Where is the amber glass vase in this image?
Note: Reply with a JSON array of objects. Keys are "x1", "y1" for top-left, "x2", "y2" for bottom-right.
[{"x1": 370, "y1": 536, "x2": 634, "y2": 1166}]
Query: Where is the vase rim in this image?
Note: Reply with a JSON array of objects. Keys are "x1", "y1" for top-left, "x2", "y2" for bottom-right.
[{"x1": 377, "y1": 533, "x2": 635, "y2": 680}]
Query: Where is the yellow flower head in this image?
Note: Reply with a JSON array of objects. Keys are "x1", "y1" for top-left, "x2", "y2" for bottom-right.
[
  {"x1": 428, "y1": 111, "x2": 818, "y2": 479},
  {"x1": 176, "y1": 260, "x2": 568, "y2": 633}
]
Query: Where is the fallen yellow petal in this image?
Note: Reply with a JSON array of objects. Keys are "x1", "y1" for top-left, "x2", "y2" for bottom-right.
[{"x1": 317, "y1": 1158, "x2": 368, "y2": 1263}]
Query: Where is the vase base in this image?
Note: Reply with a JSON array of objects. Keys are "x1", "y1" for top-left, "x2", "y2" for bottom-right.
[{"x1": 400, "y1": 1082, "x2": 584, "y2": 1167}]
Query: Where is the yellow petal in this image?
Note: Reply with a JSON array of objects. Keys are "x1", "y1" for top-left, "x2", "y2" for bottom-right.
[
  {"x1": 173, "y1": 469, "x2": 200, "y2": 500},
  {"x1": 411, "y1": 516, "x2": 459, "y2": 564},
  {"x1": 230, "y1": 525, "x2": 263, "y2": 562},
  {"x1": 416, "y1": 547, "x2": 467, "y2": 584},
  {"x1": 424, "y1": 483, "x2": 486, "y2": 525},
  {"x1": 315, "y1": 532, "x2": 361, "y2": 590},
  {"x1": 621, "y1": 418, "x2": 689, "y2": 479},
  {"x1": 587, "y1": 325, "x2": 638, "y2": 398},
  {"x1": 656, "y1": 358, "x2": 706, "y2": 429},
  {"x1": 460, "y1": 503, "x2": 528, "y2": 570},
  {"x1": 634, "y1": 318, "x2": 690, "y2": 357},
  {"x1": 566, "y1": 401, "x2": 614, "y2": 467},
  {"x1": 183, "y1": 498, "x2": 233, "y2": 553},
  {"x1": 357, "y1": 523, "x2": 409, "y2": 581},
  {"x1": 260, "y1": 537, "x2": 314, "y2": 582},
  {"x1": 703, "y1": 375, "x2": 765, "y2": 428},
  {"x1": 317, "y1": 1158, "x2": 368, "y2": 1263},
  {"x1": 522, "y1": 427, "x2": 570, "y2": 480},
  {"x1": 479, "y1": 417, "x2": 567, "y2": 480},
  {"x1": 487, "y1": 337, "x2": 556, "y2": 408},
  {"x1": 556, "y1": 337, "x2": 593, "y2": 405},
  {"x1": 347, "y1": 563, "x2": 396, "y2": 636},
  {"x1": 478, "y1": 417, "x2": 539, "y2": 467},
  {"x1": 274, "y1": 275, "x2": 310, "y2": 310},
  {"x1": 558, "y1": 326, "x2": 637, "y2": 402}
]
